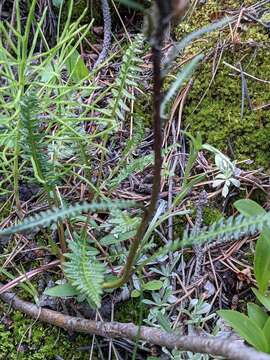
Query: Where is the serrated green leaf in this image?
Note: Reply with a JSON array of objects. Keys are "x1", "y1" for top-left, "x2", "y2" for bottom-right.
[
  {"x1": 108, "y1": 153, "x2": 153, "y2": 189},
  {"x1": 64, "y1": 240, "x2": 105, "y2": 307},
  {"x1": 183, "y1": 212, "x2": 270, "y2": 247},
  {"x1": 0, "y1": 200, "x2": 136, "y2": 238},
  {"x1": 100, "y1": 34, "x2": 143, "y2": 126},
  {"x1": 218, "y1": 310, "x2": 268, "y2": 352}
]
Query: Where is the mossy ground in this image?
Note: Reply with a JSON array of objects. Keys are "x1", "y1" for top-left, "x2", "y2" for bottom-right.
[
  {"x1": 0, "y1": 305, "x2": 93, "y2": 360},
  {"x1": 115, "y1": 298, "x2": 148, "y2": 324},
  {"x1": 174, "y1": 0, "x2": 270, "y2": 169}
]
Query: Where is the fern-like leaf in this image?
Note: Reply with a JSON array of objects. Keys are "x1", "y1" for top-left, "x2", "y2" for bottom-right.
[
  {"x1": 108, "y1": 145, "x2": 176, "y2": 189},
  {"x1": 138, "y1": 212, "x2": 270, "y2": 270},
  {"x1": 182, "y1": 213, "x2": 270, "y2": 246},
  {"x1": 100, "y1": 34, "x2": 144, "y2": 129},
  {"x1": 64, "y1": 240, "x2": 105, "y2": 307},
  {"x1": 108, "y1": 153, "x2": 153, "y2": 188},
  {"x1": 20, "y1": 92, "x2": 55, "y2": 186},
  {"x1": 0, "y1": 200, "x2": 136, "y2": 237},
  {"x1": 100, "y1": 208, "x2": 141, "y2": 245}
]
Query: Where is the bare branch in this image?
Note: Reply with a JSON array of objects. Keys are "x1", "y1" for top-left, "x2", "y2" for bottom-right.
[{"x1": 1, "y1": 289, "x2": 270, "y2": 360}]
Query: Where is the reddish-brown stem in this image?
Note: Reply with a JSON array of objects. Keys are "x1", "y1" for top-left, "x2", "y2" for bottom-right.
[{"x1": 103, "y1": 2, "x2": 170, "y2": 289}]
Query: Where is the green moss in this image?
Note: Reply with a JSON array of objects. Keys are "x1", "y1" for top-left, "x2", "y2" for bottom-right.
[
  {"x1": 175, "y1": 0, "x2": 255, "y2": 38},
  {"x1": 59, "y1": 0, "x2": 101, "y2": 25},
  {"x1": 0, "y1": 202, "x2": 11, "y2": 222},
  {"x1": 115, "y1": 298, "x2": 148, "y2": 324},
  {"x1": 203, "y1": 206, "x2": 223, "y2": 226},
  {"x1": 174, "y1": 2, "x2": 270, "y2": 169},
  {"x1": 185, "y1": 47, "x2": 270, "y2": 168},
  {"x1": 0, "y1": 306, "x2": 94, "y2": 359},
  {"x1": 133, "y1": 90, "x2": 152, "y2": 126},
  {"x1": 249, "y1": 189, "x2": 268, "y2": 205}
]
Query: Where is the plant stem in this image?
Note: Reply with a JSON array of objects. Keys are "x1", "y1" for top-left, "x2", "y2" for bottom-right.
[{"x1": 103, "y1": 1, "x2": 172, "y2": 290}]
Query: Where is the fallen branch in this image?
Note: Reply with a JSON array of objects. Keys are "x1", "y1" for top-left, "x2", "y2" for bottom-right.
[{"x1": 1, "y1": 289, "x2": 270, "y2": 360}]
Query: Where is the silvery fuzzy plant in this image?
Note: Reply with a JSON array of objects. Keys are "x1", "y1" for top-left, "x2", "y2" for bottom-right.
[{"x1": 203, "y1": 144, "x2": 241, "y2": 198}]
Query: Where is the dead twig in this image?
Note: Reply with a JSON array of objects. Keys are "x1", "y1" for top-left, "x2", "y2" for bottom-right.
[{"x1": 1, "y1": 289, "x2": 270, "y2": 360}]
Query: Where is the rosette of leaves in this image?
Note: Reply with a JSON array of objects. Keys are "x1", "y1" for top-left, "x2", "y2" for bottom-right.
[{"x1": 203, "y1": 144, "x2": 241, "y2": 198}]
